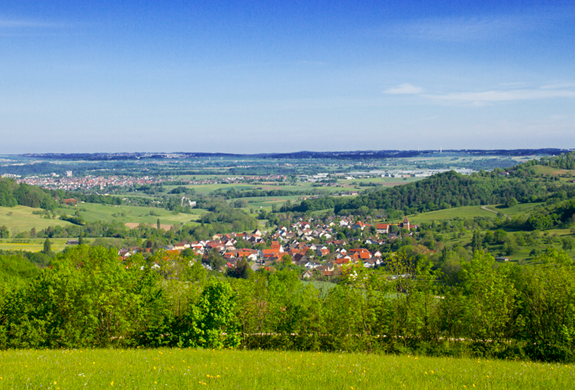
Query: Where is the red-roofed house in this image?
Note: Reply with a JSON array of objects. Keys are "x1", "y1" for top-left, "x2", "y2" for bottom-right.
[{"x1": 376, "y1": 223, "x2": 391, "y2": 234}]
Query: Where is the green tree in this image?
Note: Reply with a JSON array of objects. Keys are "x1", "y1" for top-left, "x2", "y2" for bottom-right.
[
  {"x1": 174, "y1": 279, "x2": 240, "y2": 349},
  {"x1": 471, "y1": 230, "x2": 483, "y2": 253},
  {"x1": 449, "y1": 251, "x2": 516, "y2": 354},
  {"x1": 228, "y1": 256, "x2": 252, "y2": 279},
  {"x1": 42, "y1": 238, "x2": 52, "y2": 254},
  {"x1": 514, "y1": 248, "x2": 575, "y2": 361},
  {"x1": 206, "y1": 250, "x2": 225, "y2": 271},
  {"x1": 506, "y1": 197, "x2": 518, "y2": 208},
  {"x1": 0, "y1": 226, "x2": 9, "y2": 239}
]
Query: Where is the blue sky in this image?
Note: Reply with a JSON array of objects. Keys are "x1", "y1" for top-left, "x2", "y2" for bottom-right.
[{"x1": 1, "y1": 1, "x2": 574, "y2": 153}]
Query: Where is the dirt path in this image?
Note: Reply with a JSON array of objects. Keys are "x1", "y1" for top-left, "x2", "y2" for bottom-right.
[{"x1": 481, "y1": 206, "x2": 511, "y2": 220}]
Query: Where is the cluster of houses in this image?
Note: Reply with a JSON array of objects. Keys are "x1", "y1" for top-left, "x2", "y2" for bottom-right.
[
  {"x1": 117, "y1": 216, "x2": 416, "y2": 280},
  {"x1": 19, "y1": 175, "x2": 165, "y2": 191}
]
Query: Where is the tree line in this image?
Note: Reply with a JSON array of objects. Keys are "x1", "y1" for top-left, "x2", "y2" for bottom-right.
[{"x1": 0, "y1": 245, "x2": 574, "y2": 362}]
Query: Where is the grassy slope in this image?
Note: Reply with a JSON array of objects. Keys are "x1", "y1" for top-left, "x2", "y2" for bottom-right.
[
  {"x1": 68, "y1": 203, "x2": 204, "y2": 225},
  {"x1": 406, "y1": 202, "x2": 574, "y2": 262},
  {"x1": 531, "y1": 165, "x2": 575, "y2": 179},
  {"x1": 407, "y1": 203, "x2": 544, "y2": 224},
  {"x1": 408, "y1": 206, "x2": 497, "y2": 224},
  {"x1": 0, "y1": 349, "x2": 571, "y2": 389},
  {"x1": 0, "y1": 206, "x2": 74, "y2": 235}
]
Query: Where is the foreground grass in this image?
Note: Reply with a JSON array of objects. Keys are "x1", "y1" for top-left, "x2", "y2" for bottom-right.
[{"x1": 0, "y1": 349, "x2": 572, "y2": 389}]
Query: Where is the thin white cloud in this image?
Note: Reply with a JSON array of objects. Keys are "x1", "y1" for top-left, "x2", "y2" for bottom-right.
[
  {"x1": 541, "y1": 82, "x2": 575, "y2": 89},
  {"x1": 425, "y1": 88, "x2": 575, "y2": 105},
  {"x1": 384, "y1": 84, "x2": 423, "y2": 94}
]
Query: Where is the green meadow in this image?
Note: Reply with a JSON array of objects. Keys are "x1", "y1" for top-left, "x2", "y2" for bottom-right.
[
  {"x1": 407, "y1": 202, "x2": 543, "y2": 225},
  {"x1": 0, "y1": 237, "x2": 71, "y2": 252},
  {"x1": 0, "y1": 206, "x2": 74, "y2": 235},
  {"x1": 0, "y1": 349, "x2": 571, "y2": 389},
  {"x1": 408, "y1": 206, "x2": 497, "y2": 224},
  {"x1": 531, "y1": 165, "x2": 575, "y2": 179},
  {"x1": 63, "y1": 203, "x2": 204, "y2": 225}
]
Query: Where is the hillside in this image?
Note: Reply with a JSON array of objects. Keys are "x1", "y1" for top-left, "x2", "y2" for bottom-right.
[
  {"x1": 283, "y1": 157, "x2": 575, "y2": 216},
  {"x1": 0, "y1": 177, "x2": 57, "y2": 210}
]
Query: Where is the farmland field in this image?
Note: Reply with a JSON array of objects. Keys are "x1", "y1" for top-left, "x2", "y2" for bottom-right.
[
  {"x1": 0, "y1": 237, "x2": 71, "y2": 252},
  {"x1": 0, "y1": 349, "x2": 571, "y2": 389}
]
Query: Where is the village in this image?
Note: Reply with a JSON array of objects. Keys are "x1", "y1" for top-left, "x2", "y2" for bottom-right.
[
  {"x1": 116, "y1": 216, "x2": 416, "y2": 281},
  {"x1": 15, "y1": 173, "x2": 289, "y2": 191}
]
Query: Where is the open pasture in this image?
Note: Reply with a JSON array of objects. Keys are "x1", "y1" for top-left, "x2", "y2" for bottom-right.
[
  {"x1": 0, "y1": 206, "x2": 74, "y2": 236},
  {"x1": 243, "y1": 195, "x2": 301, "y2": 210},
  {"x1": 0, "y1": 348, "x2": 571, "y2": 389},
  {"x1": 63, "y1": 203, "x2": 204, "y2": 225},
  {"x1": 408, "y1": 206, "x2": 497, "y2": 224},
  {"x1": 489, "y1": 202, "x2": 543, "y2": 216}
]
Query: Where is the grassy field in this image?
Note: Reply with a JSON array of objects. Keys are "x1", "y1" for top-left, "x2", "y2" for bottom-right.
[
  {"x1": 64, "y1": 203, "x2": 204, "y2": 226},
  {"x1": 0, "y1": 349, "x2": 571, "y2": 389},
  {"x1": 486, "y1": 202, "x2": 543, "y2": 216},
  {"x1": 407, "y1": 202, "x2": 545, "y2": 225},
  {"x1": 408, "y1": 206, "x2": 497, "y2": 224},
  {"x1": 0, "y1": 206, "x2": 74, "y2": 236},
  {"x1": 0, "y1": 238, "x2": 71, "y2": 252},
  {"x1": 531, "y1": 165, "x2": 575, "y2": 178}
]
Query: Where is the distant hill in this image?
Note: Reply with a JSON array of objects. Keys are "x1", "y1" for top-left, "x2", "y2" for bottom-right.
[
  {"x1": 20, "y1": 148, "x2": 572, "y2": 161},
  {"x1": 282, "y1": 154, "x2": 575, "y2": 215}
]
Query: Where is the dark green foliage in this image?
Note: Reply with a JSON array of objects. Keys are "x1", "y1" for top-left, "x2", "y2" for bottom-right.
[
  {"x1": 0, "y1": 178, "x2": 56, "y2": 210},
  {"x1": 169, "y1": 186, "x2": 196, "y2": 195},
  {"x1": 227, "y1": 256, "x2": 252, "y2": 279},
  {"x1": 199, "y1": 203, "x2": 258, "y2": 233},
  {"x1": 523, "y1": 151, "x2": 575, "y2": 169},
  {"x1": 206, "y1": 250, "x2": 225, "y2": 271},
  {"x1": 283, "y1": 170, "x2": 573, "y2": 216},
  {"x1": 42, "y1": 238, "x2": 51, "y2": 254},
  {"x1": 59, "y1": 214, "x2": 86, "y2": 226},
  {"x1": 69, "y1": 192, "x2": 123, "y2": 205},
  {"x1": 0, "y1": 226, "x2": 9, "y2": 238}
]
